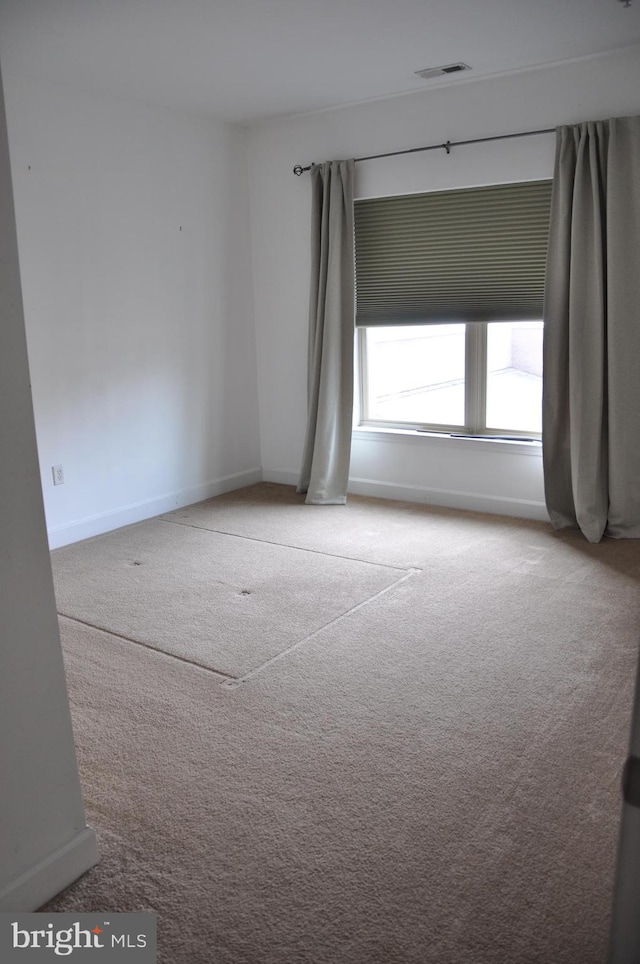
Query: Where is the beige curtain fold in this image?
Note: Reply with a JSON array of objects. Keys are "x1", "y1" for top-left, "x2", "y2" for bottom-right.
[
  {"x1": 543, "y1": 115, "x2": 640, "y2": 542},
  {"x1": 297, "y1": 159, "x2": 355, "y2": 505}
]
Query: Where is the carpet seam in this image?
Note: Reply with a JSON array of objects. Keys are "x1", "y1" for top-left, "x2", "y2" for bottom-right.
[
  {"x1": 158, "y1": 516, "x2": 420, "y2": 572},
  {"x1": 222, "y1": 567, "x2": 421, "y2": 689},
  {"x1": 57, "y1": 612, "x2": 237, "y2": 681}
]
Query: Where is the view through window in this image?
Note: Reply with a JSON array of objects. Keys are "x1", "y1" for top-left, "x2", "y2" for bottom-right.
[{"x1": 362, "y1": 321, "x2": 543, "y2": 437}]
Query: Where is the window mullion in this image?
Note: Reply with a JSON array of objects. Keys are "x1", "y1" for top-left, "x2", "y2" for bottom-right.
[
  {"x1": 465, "y1": 322, "x2": 487, "y2": 434},
  {"x1": 477, "y1": 323, "x2": 487, "y2": 433},
  {"x1": 358, "y1": 327, "x2": 370, "y2": 422}
]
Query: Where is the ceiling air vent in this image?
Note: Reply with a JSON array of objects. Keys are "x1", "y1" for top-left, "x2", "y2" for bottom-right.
[{"x1": 415, "y1": 63, "x2": 471, "y2": 81}]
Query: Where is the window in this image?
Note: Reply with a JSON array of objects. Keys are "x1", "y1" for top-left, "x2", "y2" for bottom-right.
[
  {"x1": 355, "y1": 181, "x2": 551, "y2": 439},
  {"x1": 361, "y1": 320, "x2": 544, "y2": 436}
]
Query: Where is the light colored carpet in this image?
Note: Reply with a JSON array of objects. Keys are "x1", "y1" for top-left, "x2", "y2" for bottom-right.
[
  {"x1": 162, "y1": 481, "x2": 640, "y2": 576},
  {"x1": 51, "y1": 517, "x2": 404, "y2": 678},
  {"x1": 43, "y1": 483, "x2": 640, "y2": 963}
]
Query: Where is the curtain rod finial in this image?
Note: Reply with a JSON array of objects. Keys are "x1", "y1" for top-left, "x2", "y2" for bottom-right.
[{"x1": 293, "y1": 164, "x2": 304, "y2": 176}]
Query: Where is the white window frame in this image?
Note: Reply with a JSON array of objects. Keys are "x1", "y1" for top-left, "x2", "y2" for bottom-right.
[{"x1": 357, "y1": 320, "x2": 542, "y2": 441}]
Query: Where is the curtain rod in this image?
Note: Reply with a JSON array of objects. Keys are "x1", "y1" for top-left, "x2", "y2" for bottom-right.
[{"x1": 292, "y1": 127, "x2": 556, "y2": 175}]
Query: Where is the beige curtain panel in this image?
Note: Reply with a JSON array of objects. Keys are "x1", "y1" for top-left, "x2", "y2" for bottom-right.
[
  {"x1": 543, "y1": 115, "x2": 640, "y2": 543},
  {"x1": 297, "y1": 159, "x2": 355, "y2": 505}
]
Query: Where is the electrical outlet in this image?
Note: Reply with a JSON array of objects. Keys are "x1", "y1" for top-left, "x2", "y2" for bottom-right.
[{"x1": 52, "y1": 464, "x2": 64, "y2": 485}]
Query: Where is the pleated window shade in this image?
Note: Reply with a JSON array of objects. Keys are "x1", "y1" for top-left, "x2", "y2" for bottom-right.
[{"x1": 354, "y1": 179, "x2": 552, "y2": 326}]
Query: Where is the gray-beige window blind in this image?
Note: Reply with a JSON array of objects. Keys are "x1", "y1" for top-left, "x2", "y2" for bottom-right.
[{"x1": 354, "y1": 179, "x2": 552, "y2": 326}]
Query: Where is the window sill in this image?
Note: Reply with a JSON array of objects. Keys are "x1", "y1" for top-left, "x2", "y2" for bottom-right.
[{"x1": 352, "y1": 425, "x2": 542, "y2": 457}]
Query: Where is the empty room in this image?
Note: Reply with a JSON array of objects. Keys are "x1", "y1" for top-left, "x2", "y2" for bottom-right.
[{"x1": 2, "y1": 2, "x2": 640, "y2": 962}]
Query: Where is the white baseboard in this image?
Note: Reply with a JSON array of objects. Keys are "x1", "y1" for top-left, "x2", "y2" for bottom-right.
[
  {"x1": 0, "y1": 827, "x2": 99, "y2": 912},
  {"x1": 262, "y1": 468, "x2": 549, "y2": 522},
  {"x1": 47, "y1": 468, "x2": 263, "y2": 549},
  {"x1": 347, "y1": 476, "x2": 550, "y2": 521}
]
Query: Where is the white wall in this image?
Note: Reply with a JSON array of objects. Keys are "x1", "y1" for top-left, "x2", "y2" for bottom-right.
[
  {"x1": 247, "y1": 47, "x2": 640, "y2": 519},
  {"x1": 0, "y1": 63, "x2": 98, "y2": 912},
  {"x1": 3, "y1": 76, "x2": 261, "y2": 547}
]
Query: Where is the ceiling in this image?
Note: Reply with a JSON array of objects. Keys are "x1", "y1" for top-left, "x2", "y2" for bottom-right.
[{"x1": 0, "y1": 0, "x2": 639, "y2": 124}]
